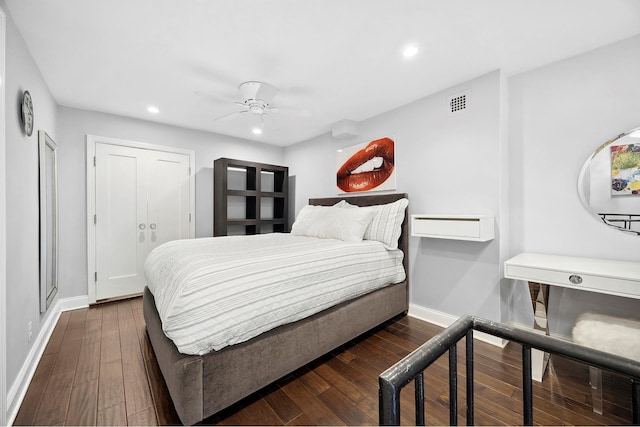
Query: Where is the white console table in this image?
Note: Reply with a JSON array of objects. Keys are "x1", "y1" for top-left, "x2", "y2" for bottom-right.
[{"x1": 504, "y1": 253, "x2": 640, "y2": 381}]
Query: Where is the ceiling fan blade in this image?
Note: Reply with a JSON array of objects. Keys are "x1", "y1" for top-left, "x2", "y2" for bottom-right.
[
  {"x1": 274, "y1": 104, "x2": 313, "y2": 118},
  {"x1": 239, "y1": 81, "x2": 279, "y2": 103},
  {"x1": 213, "y1": 110, "x2": 247, "y2": 121},
  {"x1": 255, "y1": 82, "x2": 278, "y2": 103},
  {"x1": 194, "y1": 90, "x2": 237, "y2": 104},
  {"x1": 188, "y1": 63, "x2": 240, "y2": 92}
]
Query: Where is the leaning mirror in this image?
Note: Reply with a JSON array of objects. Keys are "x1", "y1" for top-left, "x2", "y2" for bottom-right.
[
  {"x1": 577, "y1": 127, "x2": 640, "y2": 236},
  {"x1": 39, "y1": 131, "x2": 58, "y2": 312}
]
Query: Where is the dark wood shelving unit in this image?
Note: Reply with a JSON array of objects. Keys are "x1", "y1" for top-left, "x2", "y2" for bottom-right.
[{"x1": 214, "y1": 158, "x2": 288, "y2": 236}]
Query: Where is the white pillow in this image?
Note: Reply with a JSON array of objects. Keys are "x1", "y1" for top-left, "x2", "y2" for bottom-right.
[
  {"x1": 335, "y1": 198, "x2": 408, "y2": 249},
  {"x1": 291, "y1": 205, "x2": 376, "y2": 242}
]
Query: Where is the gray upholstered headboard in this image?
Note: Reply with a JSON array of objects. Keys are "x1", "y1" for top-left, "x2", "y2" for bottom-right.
[{"x1": 308, "y1": 193, "x2": 409, "y2": 285}]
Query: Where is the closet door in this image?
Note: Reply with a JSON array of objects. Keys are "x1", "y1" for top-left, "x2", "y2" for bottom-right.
[
  {"x1": 94, "y1": 143, "x2": 191, "y2": 301},
  {"x1": 95, "y1": 143, "x2": 147, "y2": 300},
  {"x1": 146, "y1": 151, "x2": 191, "y2": 246}
]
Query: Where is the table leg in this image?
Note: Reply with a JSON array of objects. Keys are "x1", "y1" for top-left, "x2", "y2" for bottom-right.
[{"x1": 528, "y1": 282, "x2": 550, "y2": 382}]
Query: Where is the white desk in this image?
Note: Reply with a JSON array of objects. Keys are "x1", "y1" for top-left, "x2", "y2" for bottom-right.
[{"x1": 504, "y1": 253, "x2": 640, "y2": 381}]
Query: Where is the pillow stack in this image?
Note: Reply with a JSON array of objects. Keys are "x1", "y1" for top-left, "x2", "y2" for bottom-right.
[{"x1": 291, "y1": 198, "x2": 408, "y2": 248}]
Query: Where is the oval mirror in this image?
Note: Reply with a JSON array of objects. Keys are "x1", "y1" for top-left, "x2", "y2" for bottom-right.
[{"x1": 577, "y1": 127, "x2": 640, "y2": 235}]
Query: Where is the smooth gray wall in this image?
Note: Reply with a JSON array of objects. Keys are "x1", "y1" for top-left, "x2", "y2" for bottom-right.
[
  {"x1": 57, "y1": 106, "x2": 285, "y2": 300},
  {"x1": 3, "y1": 0, "x2": 60, "y2": 389},
  {"x1": 285, "y1": 70, "x2": 505, "y2": 322},
  {"x1": 507, "y1": 34, "x2": 640, "y2": 336}
]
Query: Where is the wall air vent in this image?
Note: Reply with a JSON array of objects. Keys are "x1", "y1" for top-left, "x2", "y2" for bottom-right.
[
  {"x1": 447, "y1": 90, "x2": 469, "y2": 113},
  {"x1": 450, "y1": 94, "x2": 466, "y2": 112}
]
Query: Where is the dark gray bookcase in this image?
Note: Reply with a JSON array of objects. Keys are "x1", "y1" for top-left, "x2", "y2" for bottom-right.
[{"x1": 213, "y1": 158, "x2": 288, "y2": 236}]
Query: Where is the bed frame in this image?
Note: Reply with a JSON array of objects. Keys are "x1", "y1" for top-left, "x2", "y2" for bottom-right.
[{"x1": 143, "y1": 193, "x2": 409, "y2": 425}]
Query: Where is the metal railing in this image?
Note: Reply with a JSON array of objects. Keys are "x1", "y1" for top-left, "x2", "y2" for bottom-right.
[
  {"x1": 599, "y1": 213, "x2": 640, "y2": 235},
  {"x1": 378, "y1": 315, "x2": 640, "y2": 426}
]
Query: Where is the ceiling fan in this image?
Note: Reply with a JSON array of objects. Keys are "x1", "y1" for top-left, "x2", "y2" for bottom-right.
[{"x1": 213, "y1": 81, "x2": 281, "y2": 124}]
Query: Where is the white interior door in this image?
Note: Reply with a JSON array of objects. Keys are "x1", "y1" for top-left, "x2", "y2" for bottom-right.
[
  {"x1": 95, "y1": 144, "x2": 148, "y2": 300},
  {"x1": 146, "y1": 151, "x2": 191, "y2": 247},
  {"x1": 94, "y1": 142, "x2": 191, "y2": 301}
]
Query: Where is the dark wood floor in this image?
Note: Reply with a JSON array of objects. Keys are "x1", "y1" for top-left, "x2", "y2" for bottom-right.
[{"x1": 14, "y1": 297, "x2": 634, "y2": 426}]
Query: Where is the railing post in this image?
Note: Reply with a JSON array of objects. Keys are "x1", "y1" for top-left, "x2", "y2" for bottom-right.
[
  {"x1": 379, "y1": 378, "x2": 401, "y2": 425},
  {"x1": 632, "y1": 379, "x2": 639, "y2": 425},
  {"x1": 415, "y1": 373, "x2": 425, "y2": 426},
  {"x1": 449, "y1": 344, "x2": 458, "y2": 425},
  {"x1": 466, "y1": 330, "x2": 474, "y2": 426},
  {"x1": 522, "y1": 345, "x2": 533, "y2": 426}
]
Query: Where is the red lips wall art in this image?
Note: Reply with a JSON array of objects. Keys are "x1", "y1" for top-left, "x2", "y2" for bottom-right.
[{"x1": 336, "y1": 137, "x2": 396, "y2": 193}]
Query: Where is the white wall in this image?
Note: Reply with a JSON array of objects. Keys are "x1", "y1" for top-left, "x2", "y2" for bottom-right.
[
  {"x1": 285, "y1": 70, "x2": 506, "y2": 322},
  {"x1": 2, "y1": 0, "x2": 59, "y2": 390},
  {"x1": 507, "y1": 34, "x2": 640, "y2": 335},
  {"x1": 57, "y1": 106, "x2": 285, "y2": 299}
]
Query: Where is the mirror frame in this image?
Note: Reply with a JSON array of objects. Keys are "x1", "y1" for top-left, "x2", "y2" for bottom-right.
[
  {"x1": 38, "y1": 130, "x2": 58, "y2": 312},
  {"x1": 577, "y1": 126, "x2": 640, "y2": 236}
]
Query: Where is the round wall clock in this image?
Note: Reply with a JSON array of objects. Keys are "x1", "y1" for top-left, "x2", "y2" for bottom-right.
[{"x1": 21, "y1": 90, "x2": 34, "y2": 136}]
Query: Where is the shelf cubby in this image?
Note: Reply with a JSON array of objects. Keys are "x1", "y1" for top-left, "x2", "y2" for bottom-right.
[{"x1": 214, "y1": 158, "x2": 289, "y2": 236}]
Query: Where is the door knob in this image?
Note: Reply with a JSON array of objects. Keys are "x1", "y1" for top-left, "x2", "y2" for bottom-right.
[
  {"x1": 149, "y1": 223, "x2": 157, "y2": 230},
  {"x1": 139, "y1": 224, "x2": 146, "y2": 230}
]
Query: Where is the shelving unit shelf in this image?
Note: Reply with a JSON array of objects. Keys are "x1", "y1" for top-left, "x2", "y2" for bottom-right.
[{"x1": 214, "y1": 158, "x2": 288, "y2": 236}]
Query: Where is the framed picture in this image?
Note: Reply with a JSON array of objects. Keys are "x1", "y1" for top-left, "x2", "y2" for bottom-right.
[
  {"x1": 336, "y1": 136, "x2": 396, "y2": 193},
  {"x1": 610, "y1": 143, "x2": 640, "y2": 195}
]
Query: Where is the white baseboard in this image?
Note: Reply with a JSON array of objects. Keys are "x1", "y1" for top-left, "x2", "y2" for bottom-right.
[
  {"x1": 57, "y1": 295, "x2": 90, "y2": 313},
  {"x1": 7, "y1": 295, "x2": 88, "y2": 425},
  {"x1": 408, "y1": 303, "x2": 508, "y2": 348}
]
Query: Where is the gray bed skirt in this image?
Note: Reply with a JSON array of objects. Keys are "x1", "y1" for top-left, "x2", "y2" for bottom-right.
[{"x1": 143, "y1": 280, "x2": 408, "y2": 425}]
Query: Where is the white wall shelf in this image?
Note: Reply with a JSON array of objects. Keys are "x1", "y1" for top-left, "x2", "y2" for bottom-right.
[{"x1": 411, "y1": 214, "x2": 494, "y2": 242}]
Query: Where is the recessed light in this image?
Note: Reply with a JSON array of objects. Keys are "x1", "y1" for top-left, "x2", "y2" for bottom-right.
[
  {"x1": 252, "y1": 127, "x2": 262, "y2": 135},
  {"x1": 402, "y1": 45, "x2": 418, "y2": 58},
  {"x1": 147, "y1": 106, "x2": 159, "y2": 114}
]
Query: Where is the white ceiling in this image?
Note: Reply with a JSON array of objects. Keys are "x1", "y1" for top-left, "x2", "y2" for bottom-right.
[{"x1": 6, "y1": 0, "x2": 640, "y2": 146}]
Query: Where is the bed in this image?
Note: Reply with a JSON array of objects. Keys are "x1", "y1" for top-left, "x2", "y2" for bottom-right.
[{"x1": 143, "y1": 193, "x2": 409, "y2": 425}]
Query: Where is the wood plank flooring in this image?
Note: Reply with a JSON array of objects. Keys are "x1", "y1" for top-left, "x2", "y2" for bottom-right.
[{"x1": 14, "y1": 297, "x2": 635, "y2": 425}]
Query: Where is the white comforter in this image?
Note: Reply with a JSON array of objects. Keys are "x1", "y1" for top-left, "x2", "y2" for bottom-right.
[{"x1": 145, "y1": 233, "x2": 405, "y2": 355}]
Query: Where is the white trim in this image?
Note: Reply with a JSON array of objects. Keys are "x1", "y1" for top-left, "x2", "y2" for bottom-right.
[
  {"x1": 86, "y1": 133, "x2": 197, "y2": 156},
  {"x1": 57, "y1": 295, "x2": 89, "y2": 312},
  {"x1": 0, "y1": 6, "x2": 7, "y2": 426},
  {"x1": 408, "y1": 303, "x2": 508, "y2": 348},
  {"x1": 86, "y1": 134, "x2": 196, "y2": 304},
  {"x1": 6, "y1": 296, "x2": 88, "y2": 425},
  {"x1": 86, "y1": 136, "x2": 96, "y2": 304}
]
